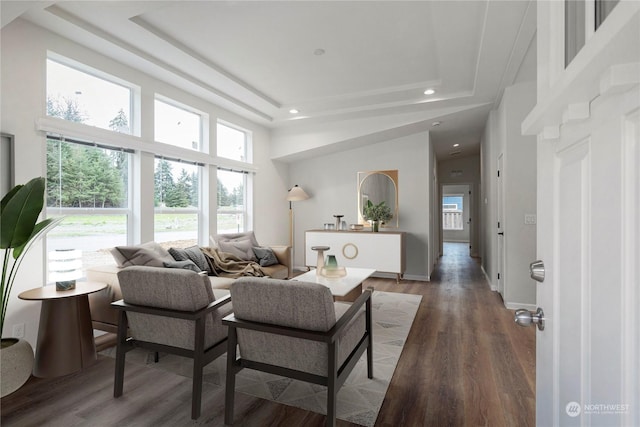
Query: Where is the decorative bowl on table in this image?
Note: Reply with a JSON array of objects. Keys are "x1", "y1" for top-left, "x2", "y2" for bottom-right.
[{"x1": 319, "y1": 266, "x2": 347, "y2": 278}]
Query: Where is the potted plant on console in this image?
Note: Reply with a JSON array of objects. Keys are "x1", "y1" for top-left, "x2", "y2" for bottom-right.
[
  {"x1": 363, "y1": 200, "x2": 392, "y2": 232},
  {"x1": 1, "y1": 177, "x2": 62, "y2": 397}
]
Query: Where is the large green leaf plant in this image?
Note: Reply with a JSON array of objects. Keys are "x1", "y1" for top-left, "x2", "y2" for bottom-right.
[{"x1": 1, "y1": 177, "x2": 62, "y2": 338}]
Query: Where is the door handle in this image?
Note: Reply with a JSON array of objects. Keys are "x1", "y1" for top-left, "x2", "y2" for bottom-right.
[
  {"x1": 498, "y1": 232, "x2": 504, "y2": 236},
  {"x1": 515, "y1": 308, "x2": 545, "y2": 331},
  {"x1": 530, "y1": 260, "x2": 545, "y2": 282}
]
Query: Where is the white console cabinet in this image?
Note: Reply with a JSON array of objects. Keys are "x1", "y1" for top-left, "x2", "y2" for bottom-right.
[{"x1": 305, "y1": 230, "x2": 406, "y2": 282}]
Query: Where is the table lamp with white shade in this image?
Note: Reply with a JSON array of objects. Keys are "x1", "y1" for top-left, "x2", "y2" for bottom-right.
[{"x1": 49, "y1": 249, "x2": 83, "y2": 290}]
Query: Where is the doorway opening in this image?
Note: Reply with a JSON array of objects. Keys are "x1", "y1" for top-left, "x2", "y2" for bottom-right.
[{"x1": 441, "y1": 184, "x2": 472, "y2": 256}]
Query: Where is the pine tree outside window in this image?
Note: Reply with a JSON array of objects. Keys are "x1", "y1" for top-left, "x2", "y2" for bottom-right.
[
  {"x1": 46, "y1": 57, "x2": 134, "y2": 135},
  {"x1": 154, "y1": 158, "x2": 201, "y2": 247}
]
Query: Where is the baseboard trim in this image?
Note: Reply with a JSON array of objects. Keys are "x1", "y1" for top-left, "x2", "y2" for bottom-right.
[
  {"x1": 403, "y1": 274, "x2": 430, "y2": 282},
  {"x1": 372, "y1": 272, "x2": 430, "y2": 282},
  {"x1": 481, "y1": 265, "x2": 496, "y2": 291}
]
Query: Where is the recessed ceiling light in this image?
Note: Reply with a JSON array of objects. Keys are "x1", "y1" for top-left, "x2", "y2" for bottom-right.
[
  {"x1": 453, "y1": 143, "x2": 460, "y2": 147},
  {"x1": 314, "y1": 48, "x2": 326, "y2": 56},
  {"x1": 432, "y1": 121, "x2": 441, "y2": 127},
  {"x1": 424, "y1": 89, "x2": 435, "y2": 95},
  {"x1": 289, "y1": 109, "x2": 299, "y2": 114}
]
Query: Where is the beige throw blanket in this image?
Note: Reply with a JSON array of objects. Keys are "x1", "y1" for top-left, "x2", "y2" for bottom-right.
[{"x1": 201, "y1": 247, "x2": 265, "y2": 278}]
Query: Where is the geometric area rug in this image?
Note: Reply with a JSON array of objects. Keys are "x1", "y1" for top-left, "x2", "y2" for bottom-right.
[{"x1": 101, "y1": 290, "x2": 421, "y2": 426}]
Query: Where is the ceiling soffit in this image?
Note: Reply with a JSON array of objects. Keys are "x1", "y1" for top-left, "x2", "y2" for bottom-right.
[{"x1": 12, "y1": 1, "x2": 536, "y2": 160}]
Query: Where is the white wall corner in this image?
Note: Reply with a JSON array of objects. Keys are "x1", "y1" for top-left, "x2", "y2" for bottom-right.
[
  {"x1": 599, "y1": 62, "x2": 640, "y2": 96},
  {"x1": 562, "y1": 102, "x2": 591, "y2": 124},
  {"x1": 481, "y1": 265, "x2": 496, "y2": 291},
  {"x1": 542, "y1": 125, "x2": 560, "y2": 140}
]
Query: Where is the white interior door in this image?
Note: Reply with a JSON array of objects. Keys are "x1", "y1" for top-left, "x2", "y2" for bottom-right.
[
  {"x1": 535, "y1": 85, "x2": 640, "y2": 426},
  {"x1": 497, "y1": 154, "x2": 505, "y2": 296}
]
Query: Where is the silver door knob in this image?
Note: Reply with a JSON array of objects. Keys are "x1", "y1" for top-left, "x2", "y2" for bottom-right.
[
  {"x1": 530, "y1": 260, "x2": 545, "y2": 282},
  {"x1": 515, "y1": 307, "x2": 545, "y2": 331}
]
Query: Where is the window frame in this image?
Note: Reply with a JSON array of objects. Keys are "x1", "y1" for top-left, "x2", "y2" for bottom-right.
[
  {"x1": 153, "y1": 95, "x2": 205, "y2": 152},
  {"x1": 564, "y1": 0, "x2": 620, "y2": 68},
  {"x1": 216, "y1": 167, "x2": 251, "y2": 234},
  {"x1": 46, "y1": 52, "x2": 139, "y2": 136},
  {"x1": 45, "y1": 134, "x2": 135, "y2": 280},
  {"x1": 216, "y1": 120, "x2": 252, "y2": 163},
  {"x1": 442, "y1": 194, "x2": 464, "y2": 231},
  {"x1": 152, "y1": 156, "x2": 204, "y2": 246},
  {"x1": 42, "y1": 52, "x2": 260, "y2": 266}
]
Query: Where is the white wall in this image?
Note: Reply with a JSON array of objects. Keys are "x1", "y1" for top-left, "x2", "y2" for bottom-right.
[
  {"x1": 480, "y1": 111, "x2": 497, "y2": 286},
  {"x1": 0, "y1": 19, "x2": 289, "y2": 344},
  {"x1": 480, "y1": 81, "x2": 537, "y2": 308},
  {"x1": 429, "y1": 140, "x2": 439, "y2": 275},
  {"x1": 288, "y1": 131, "x2": 432, "y2": 280},
  {"x1": 503, "y1": 82, "x2": 537, "y2": 308}
]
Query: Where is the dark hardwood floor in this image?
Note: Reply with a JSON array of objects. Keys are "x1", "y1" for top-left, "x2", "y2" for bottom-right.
[{"x1": 1, "y1": 242, "x2": 535, "y2": 426}]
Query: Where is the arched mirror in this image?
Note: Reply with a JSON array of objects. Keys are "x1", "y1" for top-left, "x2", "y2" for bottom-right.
[{"x1": 357, "y1": 170, "x2": 399, "y2": 228}]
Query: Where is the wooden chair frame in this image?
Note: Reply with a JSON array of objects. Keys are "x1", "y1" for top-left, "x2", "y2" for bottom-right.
[
  {"x1": 111, "y1": 294, "x2": 232, "y2": 419},
  {"x1": 223, "y1": 287, "x2": 373, "y2": 427}
]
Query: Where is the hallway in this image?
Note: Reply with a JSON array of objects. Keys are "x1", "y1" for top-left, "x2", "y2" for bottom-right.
[{"x1": 373, "y1": 241, "x2": 536, "y2": 426}]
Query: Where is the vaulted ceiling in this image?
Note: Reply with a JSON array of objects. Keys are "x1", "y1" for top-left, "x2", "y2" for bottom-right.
[{"x1": 4, "y1": 1, "x2": 536, "y2": 161}]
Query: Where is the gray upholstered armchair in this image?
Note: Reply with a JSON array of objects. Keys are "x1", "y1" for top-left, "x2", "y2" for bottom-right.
[
  {"x1": 111, "y1": 266, "x2": 232, "y2": 419},
  {"x1": 223, "y1": 277, "x2": 373, "y2": 427}
]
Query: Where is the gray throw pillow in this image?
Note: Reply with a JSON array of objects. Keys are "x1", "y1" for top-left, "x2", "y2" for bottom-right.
[
  {"x1": 168, "y1": 246, "x2": 211, "y2": 274},
  {"x1": 252, "y1": 247, "x2": 279, "y2": 267},
  {"x1": 218, "y1": 239, "x2": 256, "y2": 261},
  {"x1": 110, "y1": 241, "x2": 173, "y2": 267},
  {"x1": 163, "y1": 259, "x2": 201, "y2": 273},
  {"x1": 213, "y1": 231, "x2": 260, "y2": 248}
]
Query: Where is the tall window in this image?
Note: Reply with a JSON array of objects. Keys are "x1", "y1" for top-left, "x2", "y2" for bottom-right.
[
  {"x1": 217, "y1": 122, "x2": 249, "y2": 162},
  {"x1": 442, "y1": 195, "x2": 464, "y2": 231},
  {"x1": 217, "y1": 121, "x2": 252, "y2": 233},
  {"x1": 154, "y1": 158, "x2": 201, "y2": 246},
  {"x1": 46, "y1": 55, "x2": 136, "y2": 278},
  {"x1": 47, "y1": 58, "x2": 133, "y2": 134},
  {"x1": 154, "y1": 98, "x2": 202, "y2": 151},
  {"x1": 217, "y1": 169, "x2": 247, "y2": 233},
  {"x1": 46, "y1": 136, "x2": 132, "y2": 277}
]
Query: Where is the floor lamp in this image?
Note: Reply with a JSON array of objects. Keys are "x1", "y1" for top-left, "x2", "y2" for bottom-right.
[{"x1": 287, "y1": 185, "x2": 309, "y2": 271}]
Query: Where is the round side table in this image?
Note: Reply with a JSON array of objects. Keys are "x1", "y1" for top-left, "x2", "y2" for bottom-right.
[
  {"x1": 19, "y1": 282, "x2": 107, "y2": 378},
  {"x1": 311, "y1": 246, "x2": 331, "y2": 272}
]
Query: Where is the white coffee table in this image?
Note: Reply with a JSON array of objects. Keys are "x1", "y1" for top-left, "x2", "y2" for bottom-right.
[{"x1": 293, "y1": 267, "x2": 375, "y2": 301}]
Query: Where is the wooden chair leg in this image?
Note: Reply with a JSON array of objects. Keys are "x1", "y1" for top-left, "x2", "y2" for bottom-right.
[
  {"x1": 191, "y1": 317, "x2": 206, "y2": 420},
  {"x1": 366, "y1": 295, "x2": 374, "y2": 379},
  {"x1": 225, "y1": 327, "x2": 238, "y2": 425},
  {"x1": 191, "y1": 360, "x2": 204, "y2": 419},
  {"x1": 326, "y1": 341, "x2": 338, "y2": 427},
  {"x1": 114, "y1": 311, "x2": 128, "y2": 398}
]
